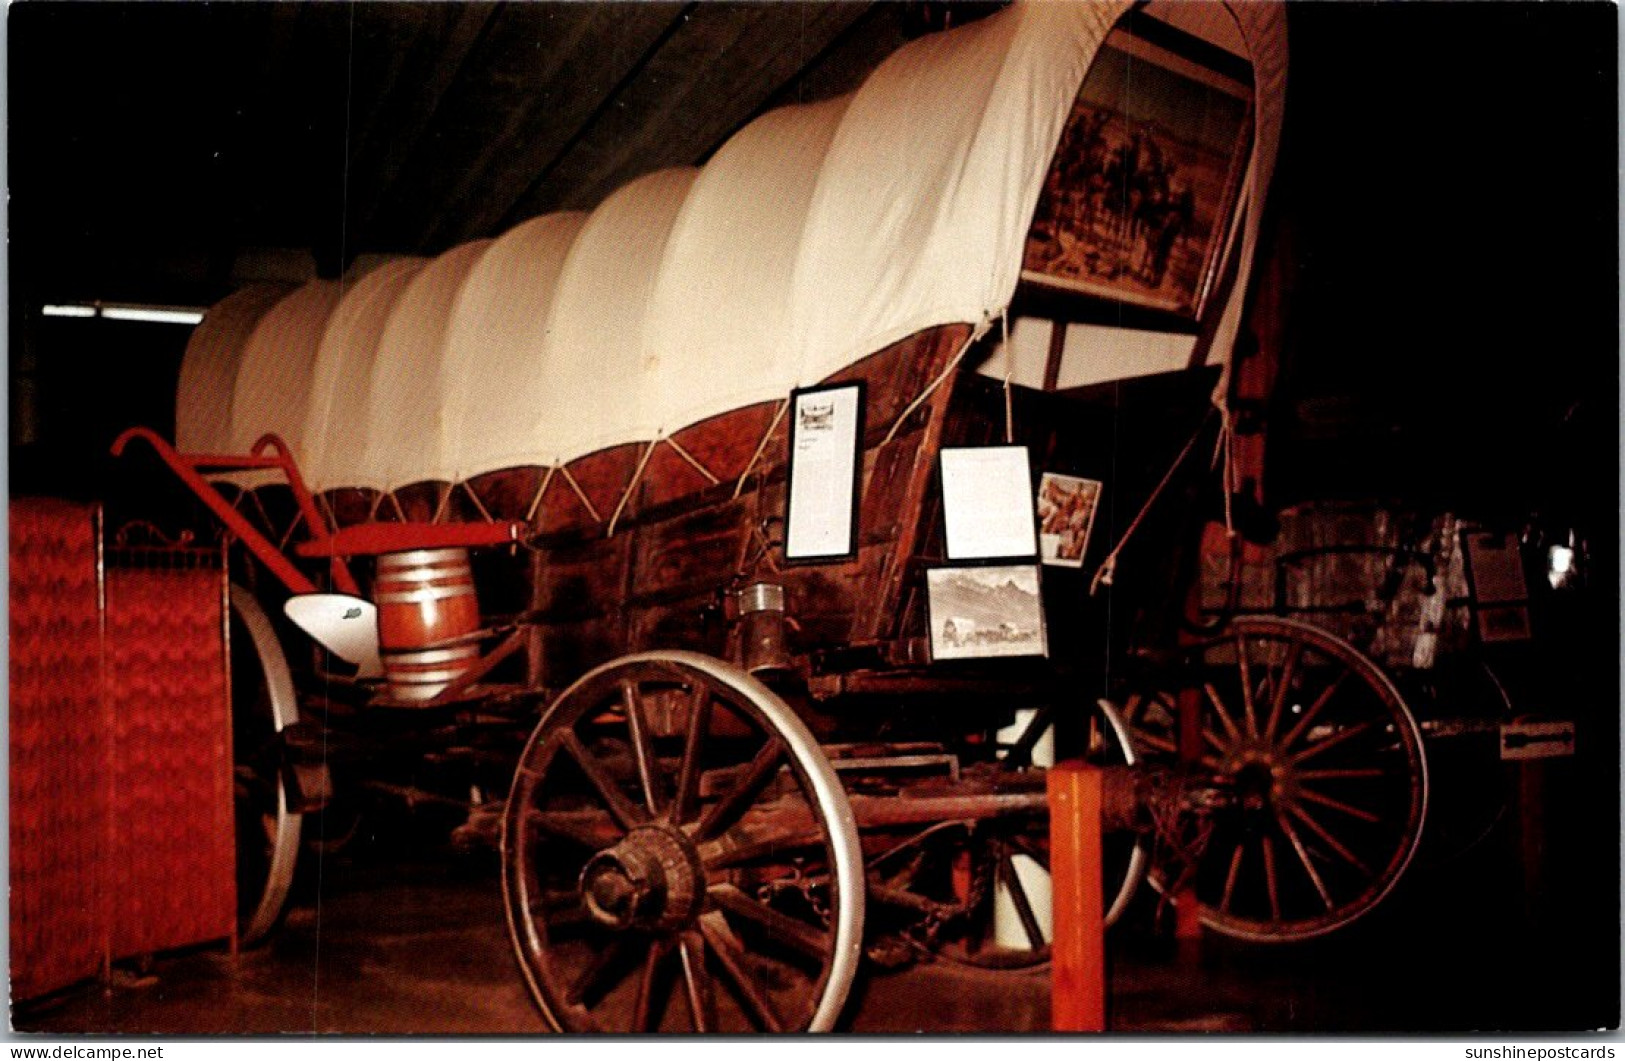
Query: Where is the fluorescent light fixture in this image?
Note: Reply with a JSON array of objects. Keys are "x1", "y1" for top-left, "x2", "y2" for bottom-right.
[
  {"x1": 100, "y1": 305, "x2": 206, "y2": 325},
  {"x1": 39, "y1": 302, "x2": 206, "y2": 325}
]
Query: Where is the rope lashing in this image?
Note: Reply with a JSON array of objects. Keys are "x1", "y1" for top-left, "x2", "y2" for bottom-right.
[
  {"x1": 880, "y1": 317, "x2": 992, "y2": 447},
  {"x1": 524, "y1": 464, "x2": 559, "y2": 524},
  {"x1": 314, "y1": 491, "x2": 339, "y2": 535},
  {"x1": 431, "y1": 481, "x2": 454, "y2": 523},
  {"x1": 1089, "y1": 406, "x2": 1217, "y2": 597},
  {"x1": 662, "y1": 435, "x2": 720, "y2": 485},
  {"x1": 606, "y1": 438, "x2": 660, "y2": 538},
  {"x1": 1000, "y1": 309, "x2": 1014, "y2": 444},
  {"x1": 557, "y1": 462, "x2": 602, "y2": 524},
  {"x1": 461, "y1": 479, "x2": 496, "y2": 524},
  {"x1": 733, "y1": 398, "x2": 790, "y2": 500},
  {"x1": 277, "y1": 508, "x2": 306, "y2": 552}
]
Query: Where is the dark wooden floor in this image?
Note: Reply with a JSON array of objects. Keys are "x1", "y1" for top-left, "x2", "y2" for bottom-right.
[{"x1": 14, "y1": 786, "x2": 1619, "y2": 1038}]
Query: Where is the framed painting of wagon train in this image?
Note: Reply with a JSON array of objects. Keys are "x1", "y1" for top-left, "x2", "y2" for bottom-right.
[{"x1": 1022, "y1": 20, "x2": 1253, "y2": 319}]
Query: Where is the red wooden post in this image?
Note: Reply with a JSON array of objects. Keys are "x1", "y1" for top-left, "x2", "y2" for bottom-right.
[{"x1": 1048, "y1": 760, "x2": 1105, "y2": 1032}]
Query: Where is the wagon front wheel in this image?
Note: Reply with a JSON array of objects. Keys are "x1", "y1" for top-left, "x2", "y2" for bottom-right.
[{"x1": 502, "y1": 651, "x2": 864, "y2": 1032}]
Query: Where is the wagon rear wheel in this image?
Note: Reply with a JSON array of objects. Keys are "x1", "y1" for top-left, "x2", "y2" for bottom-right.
[
  {"x1": 1119, "y1": 616, "x2": 1428, "y2": 942},
  {"x1": 502, "y1": 651, "x2": 864, "y2": 1032},
  {"x1": 228, "y1": 586, "x2": 303, "y2": 946}
]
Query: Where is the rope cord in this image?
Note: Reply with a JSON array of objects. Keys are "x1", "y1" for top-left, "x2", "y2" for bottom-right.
[
  {"x1": 732, "y1": 398, "x2": 790, "y2": 500},
  {"x1": 314, "y1": 491, "x2": 338, "y2": 535},
  {"x1": 1089, "y1": 406, "x2": 1217, "y2": 596},
  {"x1": 1218, "y1": 407, "x2": 1236, "y2": 539},
  {"x1": 556, "y1": 462, "x2": 602, "y2": 524},
  {"x1": 277, "y1": 508, "x2": 306, "y2": 552},
  {"x1": 606, "y1": 438, "x2": 659, "y2": 538},
  {"x1": 524, "y1": 464, "x2": 559, "y2": 524},
  {"x1": 662, "y1": 435, "x2": 720, "y2": 485},
  {"x1": 880, "y1": 318, "x2": 990, "y2": 448},
  {"x1": 247, "y1": 488, "x2": 275, "y2": 539},
  {"x1": 461, "y1": 479, "x2": 496, "y2": 523},
  {"x1": 1001, "y1": 309, "x2": 1014, "y2": 444}
]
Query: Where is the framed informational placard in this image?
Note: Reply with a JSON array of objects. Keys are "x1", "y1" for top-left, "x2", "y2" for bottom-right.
[
  {"x1": 939, "y1": 446, "x2": 1038, "y2": 561},
  {"x1": 1037, "y1": 472, "x2": 1103, "y2": 568},
  {"x1": 784, "y1": 381, "x2": 865, "y2": 563},
  {"x1": 927, "y1": 564, "x2": 1048, "y2": 661}
]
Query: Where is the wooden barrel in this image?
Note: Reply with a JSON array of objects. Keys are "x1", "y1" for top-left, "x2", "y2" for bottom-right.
[
  {"x1": 378, "y1": 643, "x2": 481, "y2": 703},
  {"x1": 374, "y1": 548, "x2": 481, "y2": 701}
]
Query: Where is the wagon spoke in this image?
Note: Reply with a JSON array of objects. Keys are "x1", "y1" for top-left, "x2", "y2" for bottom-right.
[
  {"x1": 532, "y1": 889, "x2": 593, "y2": 932},
  {"x1": 1219, "y1": 842, "x2": 1245, "y2": 914},
  {"x1": 708, "y1": 882, "x2": 828, "y2": 962},
  {"x1": 630, "y1": 939, "x2": 671, "y2": 1032},
  {"x1": 1276, "y1": 809, "x2": 1334, "y2": 912},
  {"x1": 1295, "y1": 785, "x2": 1380, "y2": 824},
  {"x1": 1288, "y1": 720, "x2": 1375, "y2": 766},
  {"x1": 1296, "y1": 767, "x2": 1384, "y2": 781},
  {"x1": 1264, "y1": 639, "x2": 1302, "y2": 743},
  {"x1": 1235, "y1": 633, "x2": 1260, "y2": 737},
  {"x1": 1204, "y1": 682, "x2": 1243, "y2": 741},
  {"x1": 525, "y1": 807, "x2": 618, "y2": 850},
  {"x1": 701, "y1": 829, "x2": 827, "y2": 869},
  {"x1": 558, "y1": 730, "x2": 643, "y2": 833},
  {"x1": 695, "y1": 738, "x2": 785, "y2": 842},
  {"x1": 1285, "y1": 801, "x2": 1372, "y2": 876},
  {"x1": 621, "y1": 680, "x2": 666, "y2": 817},
  {"x1": 1261, "y1": 835, "x2": 1282, "y2": 922},
  {"x1": 700, "y1": 912, "x2": 786, "y2": 1032},
  {"x1": 998, "y1": 844, "x2": 1047, "y2": 951},
  {"x1": 567, "y1": 937, "x2": 636, "y2": 1008},
  {"x1": 1277, "y1": 669, "x2": 1349, "y2": 753},
  {"x1": 671, "y1": 686, "x2": 712, "y2": 825},
  {"x1": 678, "y1": 931, "x2": 716, "y2": 1033}
]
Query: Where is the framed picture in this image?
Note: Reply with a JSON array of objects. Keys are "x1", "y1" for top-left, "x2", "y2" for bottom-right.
[
  {"x1": 939, "y1": 446, "x2": 1038, "y2": 561},
  {"x1": 1020, "y1": 19, "x2": 1254, "y2": 319},
  {"x1": 1037, "y1": 472, "x2": 1103, "y2": 568},
  {"x1": 783, "y1": 381, "x2": 865, "y2": 563},
  {"x1": 927, "y1": 564, "x2": 1048, "y2": 661}
]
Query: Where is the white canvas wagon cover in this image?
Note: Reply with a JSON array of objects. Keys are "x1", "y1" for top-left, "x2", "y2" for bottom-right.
[{"x1": 179, "y1": 0, "x2": 1287, "y2": 496}]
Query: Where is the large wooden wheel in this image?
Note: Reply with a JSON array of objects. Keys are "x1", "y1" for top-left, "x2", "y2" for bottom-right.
[
  {"x1": 501, "y1": 651, "x2": 864, "y2": 1032},
  {"x1": 228, "y1": 586, "x2": 303, "y2": 946},
  {"x1": 1118, "y1": 617, "x2": 1428, "y2": 942}
]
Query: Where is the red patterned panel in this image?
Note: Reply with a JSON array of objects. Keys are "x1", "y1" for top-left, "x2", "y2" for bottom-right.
[
  {"x1": 103, "y1": 561, "x2": 235, "y2": 959},
  {"x1": 9, "y1": 500, "x2": 107, "y2": 1002}
]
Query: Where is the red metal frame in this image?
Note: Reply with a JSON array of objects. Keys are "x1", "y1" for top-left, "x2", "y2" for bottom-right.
[{"x1": 110, "y1": 428, "x2": 528, "y2": 598}]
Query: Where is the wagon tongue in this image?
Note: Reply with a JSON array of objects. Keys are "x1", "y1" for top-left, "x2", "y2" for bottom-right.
[{"x1": 285, "y1": 593, "x2": 384, "y2": 678}]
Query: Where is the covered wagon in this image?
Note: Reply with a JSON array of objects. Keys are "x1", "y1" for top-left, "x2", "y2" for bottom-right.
[{"x1": 112, "y1": 0, "x2": 1426, "y2": 1032}]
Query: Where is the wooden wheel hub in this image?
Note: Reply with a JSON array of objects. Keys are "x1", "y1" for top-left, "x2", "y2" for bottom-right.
[{"x1": 579, "y1": 825, "x2": 703, "y2": 932}]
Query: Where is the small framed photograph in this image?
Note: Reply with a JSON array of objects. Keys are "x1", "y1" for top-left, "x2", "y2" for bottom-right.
[
  {"x1": 927, "y1": 564, "x2": 1048, "y2": 661},
  {"x1": 1036, "y1": 472, "x2": 1103, "y2": 568},
  {"x1": 939, "y1": 446, "x2": 1038, "y2": 561},
  {"x1": 784, "y1": 381, "x2": 865, "y2": 563}
]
